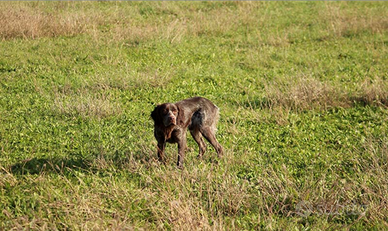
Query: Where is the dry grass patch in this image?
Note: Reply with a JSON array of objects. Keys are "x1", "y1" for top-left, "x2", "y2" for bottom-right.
[
  {"x1": 263, "y1": 76, "x2": 345, "y2": 110},
  {"x1": 105, "y1": 19, "x2": 161, "y2": 45},
  {"x1": 0, "y1": 171, "x2": 149, "y2": 230},
  {"x1": 140, "y1": 154, "x2": 251, "y2": 230},
  {"x1": 90, "y1": 69, "x2": 173, "y2": 91},
  {"x1": 323, "y1": 3, "x2": 388, "y2": 38},
  {"x1": 353, "y1": 77, "x2": 388, "y2": 107},
  {"x1": 2, "y1": 2, "x2": 387, "y2": 43},
  {"x1": 108, "y1": 3, "x2": 246, "y2": 44},
  {"x1": 0, "y1": 3, "x2": 99, "y2": 39},
  {"x1": 53, "y1": 91, "x2": 121, "y2": 119},
  {"x1": 0, "y1": 2, "x2": 264, "y2": 43},
  {"x1": 259, "y1": 76, "x2": 388, "y2": 111}
]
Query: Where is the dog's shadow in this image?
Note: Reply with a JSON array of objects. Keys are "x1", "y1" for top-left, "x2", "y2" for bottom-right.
[
  {"x1": 8, "y1": 146, "x2": 221, "y2": 175},
  {"x1": 9, "y1": 151, "x2": 156, "y2": 175},
  {"x1": 9, "y1": 156, "x2": 91, "y2": 175}
]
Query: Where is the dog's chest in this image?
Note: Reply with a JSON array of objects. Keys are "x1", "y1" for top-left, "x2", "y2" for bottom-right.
[
  {"x1": 166, "y1": 128, "x2": 181, "y2": 143},
  {"x1": 155, "y1": 126, "x2": 182, "y2": 143}
]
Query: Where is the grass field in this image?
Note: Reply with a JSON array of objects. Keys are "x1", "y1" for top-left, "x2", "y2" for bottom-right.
[{"x1": 1, "y1": 1, "x2": 388, "y2": 230}]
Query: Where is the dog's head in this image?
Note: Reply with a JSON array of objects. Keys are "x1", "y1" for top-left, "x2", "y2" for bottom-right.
[{"x1": 151, "y1": 103, "x2": 179, "y2": 127}]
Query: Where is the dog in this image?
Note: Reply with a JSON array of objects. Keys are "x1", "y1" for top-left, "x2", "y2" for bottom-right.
[{"x1": 151, "y1": 97, "x2": 223, "y2": 168}]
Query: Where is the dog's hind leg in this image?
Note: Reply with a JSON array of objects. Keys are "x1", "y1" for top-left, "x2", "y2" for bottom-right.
[
  {"x1": 200, "y1": 127, "x2": 223, "y2": 158},
  {"x1": 190, "y1": 128, "x2": 207, "y2": 158}
]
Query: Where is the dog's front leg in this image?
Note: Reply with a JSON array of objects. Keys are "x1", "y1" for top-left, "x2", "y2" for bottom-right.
[{"x1": 157, "y1": 142, "x2": 166, "y2": 163}]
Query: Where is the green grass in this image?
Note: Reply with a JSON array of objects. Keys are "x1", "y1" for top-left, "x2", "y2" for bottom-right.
[{"x1": 1, "y1": 1, "x2": 388, "y2": 230}]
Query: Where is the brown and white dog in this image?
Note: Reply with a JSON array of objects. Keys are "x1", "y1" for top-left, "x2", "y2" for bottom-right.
[{"x1": 151, "y1": 97, "x2": 223, "y2": 168}]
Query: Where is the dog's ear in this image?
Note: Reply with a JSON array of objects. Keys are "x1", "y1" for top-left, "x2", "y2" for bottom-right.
[{"x1": 151, "y1": 105, "x2": 162, "y2": 125}]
